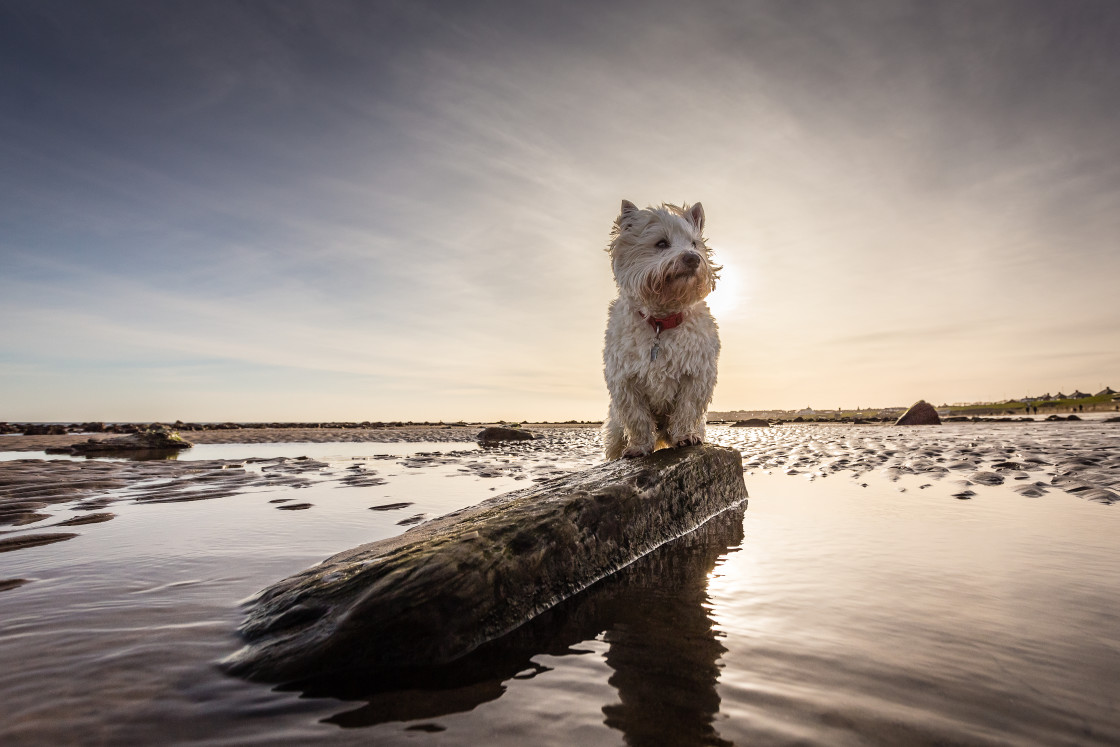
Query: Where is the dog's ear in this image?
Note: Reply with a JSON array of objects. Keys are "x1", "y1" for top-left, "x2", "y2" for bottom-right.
[
  {"x1": 686, "y1": 202, "x2": 705, "y2": 232},
  {"x1": 617, "y1": 200, "x2": 640, "y2": 230}
]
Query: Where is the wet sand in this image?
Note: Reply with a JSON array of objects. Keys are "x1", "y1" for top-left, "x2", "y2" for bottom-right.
[
  {"x1": 3, "y1": 422, "x2": 1117, "y2": 534},
  {"x1": 0, "y1": 427, "x2": 602, "y2": 531},
  {"x1": 717, "y1": 421, "x2": 1120, "y2": 504}
]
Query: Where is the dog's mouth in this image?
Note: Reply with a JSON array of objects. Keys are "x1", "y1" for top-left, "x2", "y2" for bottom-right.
[{"x1": 642, "y1": 263, "x2": 713, "y2": 308}]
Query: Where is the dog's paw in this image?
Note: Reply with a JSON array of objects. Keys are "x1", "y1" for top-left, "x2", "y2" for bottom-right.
[
  {"x1": 675, "y1": 435, "x2": 703, "y2": 448},
  {"x1": 622, "y1": 446, "x2": 652, "y2": 459}
]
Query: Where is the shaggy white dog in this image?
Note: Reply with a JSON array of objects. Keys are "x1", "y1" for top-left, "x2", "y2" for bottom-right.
[{"x1": 602, "y1": 200, "x2": 721, "y2": 460}]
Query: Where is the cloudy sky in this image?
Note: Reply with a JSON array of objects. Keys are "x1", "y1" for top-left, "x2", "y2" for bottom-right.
[{"x1": 2, "y1": 0, "x2": 1118, "y2": 422}]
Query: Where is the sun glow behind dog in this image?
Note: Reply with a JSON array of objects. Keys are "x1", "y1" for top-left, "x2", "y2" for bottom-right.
[{"x1": 704, "y1": 258, "x2": 744, "y2": 320}]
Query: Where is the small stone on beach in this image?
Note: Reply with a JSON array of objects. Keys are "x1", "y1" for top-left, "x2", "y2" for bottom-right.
[{"x1": 477, "y1": 427, "x2": 535, "y2": 445}]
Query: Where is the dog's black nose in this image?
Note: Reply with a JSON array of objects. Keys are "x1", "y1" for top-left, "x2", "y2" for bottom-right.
[{"x1": 683, "y1": 251, "x2": 702, "y2": 269}]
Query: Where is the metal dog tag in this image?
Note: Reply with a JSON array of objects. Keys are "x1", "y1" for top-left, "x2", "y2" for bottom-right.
[{"x1": 650, "y1": 341, "x2": 660, "y2": 362}]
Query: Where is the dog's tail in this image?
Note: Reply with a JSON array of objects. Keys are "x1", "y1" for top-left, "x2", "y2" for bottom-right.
[{"x1": 602, "y1": 412, "x2": 626, "y2": 461}]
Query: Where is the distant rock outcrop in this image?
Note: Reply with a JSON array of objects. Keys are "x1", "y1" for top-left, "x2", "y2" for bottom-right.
[
  {"x1": 731, "y1": 419, "x2": 770, "y2": 428},
  {"x1": 22, "y1": 425, "x2": 66, "y2": 436},
  {"x1": 895, "y1": 400, "x2": 941, "y2": 426},
  {"x1": 48, "y1": 425, "x2": 193, "y2": 456}
]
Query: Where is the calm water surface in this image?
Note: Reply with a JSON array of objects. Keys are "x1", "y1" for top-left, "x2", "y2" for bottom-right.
[
  {"x1": 1, "y1": 427, "x2": 1118, "y2": 745},
  {"x1": 0, "y1": 441, "x2": 478, "y2": 462}
]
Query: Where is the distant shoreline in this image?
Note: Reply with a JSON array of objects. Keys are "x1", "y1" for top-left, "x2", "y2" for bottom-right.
[{"x1": 2, "y1": 416, "x2": 1118, "y2": 454}]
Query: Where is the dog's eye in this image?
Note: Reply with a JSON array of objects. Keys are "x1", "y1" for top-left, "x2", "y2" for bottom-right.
[
  {"x1": 691, "y1": 240, "x2": 697, "y2": 247},
  {"x1": 656, "y1": 239, "x2": 669, "y2": 249}
]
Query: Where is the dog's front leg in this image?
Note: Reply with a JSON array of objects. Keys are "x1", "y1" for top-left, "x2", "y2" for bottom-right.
[
  {"x1": 611, "y1": 378, "x2": 657, "y2": 458},
  {"x1": 666, "y1": 374, "x2": 711, "y2": 447}
]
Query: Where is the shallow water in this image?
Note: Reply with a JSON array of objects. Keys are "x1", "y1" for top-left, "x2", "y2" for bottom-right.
[
  {"x1": 0, "y1": 440, "x2": 479, "y2": 462},
  {"x1": 2, "y1": 425, "x2": 1119, "y2": 744}
]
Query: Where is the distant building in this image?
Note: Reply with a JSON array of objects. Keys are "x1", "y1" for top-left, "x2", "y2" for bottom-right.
[
  {"x1": 1070, "y1": 390, "x2": 1090, "y2": 399},
  {"x1": 1097, "y1": 387, "x2": 1116, "y2": 397},
  {"x1": 1055, "y1": 392, "x2": 1067, "y2": 399}
]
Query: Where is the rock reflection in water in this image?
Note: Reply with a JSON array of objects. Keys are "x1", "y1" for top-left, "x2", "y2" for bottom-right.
[{"x1": 291, "y1": 505, "x2": 744, "y2": 743}]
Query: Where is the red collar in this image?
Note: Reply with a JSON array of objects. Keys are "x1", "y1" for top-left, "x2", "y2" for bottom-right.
[{"x1": 640, "y1": 310, "x2": 684, "y2": 332}]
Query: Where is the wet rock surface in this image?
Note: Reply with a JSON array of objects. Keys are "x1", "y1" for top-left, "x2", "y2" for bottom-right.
[
  {"x1": 297, "y1": 504, "x2": 746, "y2": 732},
  {"x1": 223, "y1": 444, "x2": 748, "y2": 682}
]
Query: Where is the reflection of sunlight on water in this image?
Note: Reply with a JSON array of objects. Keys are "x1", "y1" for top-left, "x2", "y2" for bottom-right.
[
  {"x1": 175, "y1": 441, "x2": 476, "y2": 461},
  {"x1": 706, "y1": 256, "x2": 745, "y2": 319}
]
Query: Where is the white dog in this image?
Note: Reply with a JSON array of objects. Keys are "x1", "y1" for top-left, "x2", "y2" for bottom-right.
[{"x1": 602, "y1": 200, "x2": 721, "y2": 460}]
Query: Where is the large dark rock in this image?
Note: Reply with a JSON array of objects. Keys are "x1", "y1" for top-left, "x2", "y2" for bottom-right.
[
  {"x1": 731, "y1": 419, "x2": 770, "y2": 428},
  {"x1": 477, "y1": 426, "x2": 535, "y2": 445},
  {"x1": 53, "y1": 426, "x2": 193, "y2": 455},
  {"x1": 895, "y1": 400, "x2": 941, "y2": 425},
  {"x1": 224, "y1": 444, "x2": 748, "y2": 683},
  {"x1": 292, "y1": 504, "x2": 747, "y2": 731}
]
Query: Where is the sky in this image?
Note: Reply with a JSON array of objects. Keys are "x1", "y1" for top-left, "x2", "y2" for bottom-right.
[{"x1": 1, "y1": 0, "x2": 1118, "y2": 422}]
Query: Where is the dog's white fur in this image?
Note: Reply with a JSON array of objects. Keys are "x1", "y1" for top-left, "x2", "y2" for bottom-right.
[{"x1": 602, "y1": 200, "x2": 721, "y2": 460}]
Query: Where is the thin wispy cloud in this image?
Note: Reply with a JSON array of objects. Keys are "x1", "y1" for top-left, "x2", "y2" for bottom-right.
[{"x1": 1, "y1": 0, "x2": 1118, "y2": 420}]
